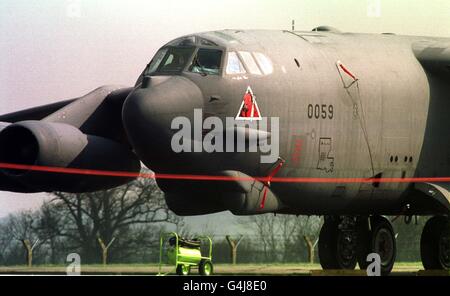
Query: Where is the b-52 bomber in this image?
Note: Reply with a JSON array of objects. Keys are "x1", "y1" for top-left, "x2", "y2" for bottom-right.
[{"x1": 1, "y1": 26, "x2": 450, "y2": 274}]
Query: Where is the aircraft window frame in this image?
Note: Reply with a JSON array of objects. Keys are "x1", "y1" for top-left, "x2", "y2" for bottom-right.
[
  {"x1": 199, "y1": 38, "x2": 218, "y2": 47},
  {"x1": 253, "y1": 52, "x2": 274, "y2": 75},
  {"x1": 166, "y1": 36, "x2": 218, "y2": 47},
  {"x1": 147, "y1": 48, "x2": 168, "y2": 74},
  {"x1": 188, "y1": 48, "x2": 224, "y2": 76},
  {"x1": 144, "y1": 38, "x2": 226, "y2": 77},
  {"x1": 152, "y1": 46, "x2": 196, "y2": 74},
  {"x1": 166, "y1": 36, "x2": 196, "y2": 47},
  {"x1": 238, "y1": 51, "x2": 262, "y2": 75},
  {"x1": 226, "y1": 51, "x2": 246, "y2": 75}
]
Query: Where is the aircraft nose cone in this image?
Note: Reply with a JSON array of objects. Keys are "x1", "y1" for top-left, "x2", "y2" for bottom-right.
[{"x1": 122, "y1": 76, "x2": 203, "y2": 171}]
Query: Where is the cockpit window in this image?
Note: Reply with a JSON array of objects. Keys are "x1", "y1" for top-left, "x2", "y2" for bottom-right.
[
  {"x1": 147, "y1": 48, "x2": 167, "y2": 73},
  {"x1": 238, "y1": 51, "x2": 262, "y2": 75},
  {"x1": 189, "y1": 48, "x2": 223, "y2": 75},
  {"x1": 142, "y1": 37, "x2": 224, "y2": 78},
  {"x1": 253, "y1": 52, "x2": 273, "y2": 75},
  {"x1": 157, "y1": 47, "x2": 195, "y2": 73},
  {"x1": 225, "y1": 51, "x2": 274, "y2": 76},
  {"x1": 145, "y1": 46, "x2": 194, "y2": 75},
  {"x1": 226, "y1": 52, "x2": 246, "y2": 74}
]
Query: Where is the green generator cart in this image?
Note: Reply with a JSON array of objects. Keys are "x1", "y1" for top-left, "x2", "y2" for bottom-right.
[{"x1": 158, "y1": 232, "x2": 213, "y2": 276}]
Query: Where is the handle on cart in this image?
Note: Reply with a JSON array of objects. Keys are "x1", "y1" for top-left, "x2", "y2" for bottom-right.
[
  {"x1": 196, "y1": 235, "x2": 213, "y2": 259},
  {"x1": 158, "y1": 231, "x2": 179, "y2": 276}
]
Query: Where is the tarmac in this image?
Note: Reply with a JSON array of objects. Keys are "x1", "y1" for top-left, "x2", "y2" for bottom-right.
[{"x1": 0, "y1": 264, "x2": 448, "y2": 276}]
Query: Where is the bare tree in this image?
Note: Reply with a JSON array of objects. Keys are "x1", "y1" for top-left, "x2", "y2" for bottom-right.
[
  {"x1": 6, "y1": 211, "x2": 40, "y2": 266},
  {"x1": 21, "y1": 239, "x2": 39, "y2": 267},
  {"x1": 0, "y1": 223, "x2": 9, "y2": 264},
  {"x1": 35, "y1": 202, "x2": 65, "y2": 264},
  {"x1": 279, "y1": 215, "x2": 300, "y2": 262},
  {"x1": 249, "y1": 214, "x2": 279, "y2": 261},
  {"x1": 47, "y1": 174, "x2": 183, "y2": 263},
  {"x1": 248, "y1": 214, "x2": 322, "y2": 263}
]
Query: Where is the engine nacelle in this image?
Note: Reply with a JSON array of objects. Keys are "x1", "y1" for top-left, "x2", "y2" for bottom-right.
[
  {"x1": 162, "y1": 170, "x2": 284, "y2": 216},
  {"x1": 0, "y1": 120, "x2": 141, "y2": 192},
  {"x1": 0, "y1": 122, "x2": 10, "y2": 132},
  {"x1": 218, "y1": 171, "x2": 284, "y2": 215},
  {"x1": 164, "y1": 192, "x2": 227, "y2": 216}
]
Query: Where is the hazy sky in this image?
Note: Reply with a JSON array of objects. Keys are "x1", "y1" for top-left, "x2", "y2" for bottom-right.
[{"x1": 1, "y1": 0, "x2": 450, "y2": 222}]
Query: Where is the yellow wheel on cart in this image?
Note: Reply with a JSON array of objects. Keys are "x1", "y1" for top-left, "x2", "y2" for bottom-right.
[
  {"x1": 176, "y1": 264, "x2": 190, "y2": 275},
  {"x1": 199, "y1": 259, "x2": 213, "y2": 276}
]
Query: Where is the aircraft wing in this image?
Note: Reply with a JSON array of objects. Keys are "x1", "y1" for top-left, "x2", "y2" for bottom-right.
[
  {"x1": 0, "y1": 85, "x2": 133, "y2": 143},
  {"x1": 0, "y1": 85, "x2": 140, "y2": 193},
  {"x1": 0, "y1": 99, "x2": 76, "y2": 123}
]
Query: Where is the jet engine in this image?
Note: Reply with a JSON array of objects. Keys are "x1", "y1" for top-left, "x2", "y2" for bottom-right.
[
  {"x1": 162, "y1": 170, "x2": 284, "y2": 216},
  {"x1": 164, "y1": 192, "x2": 228, "y2": 216},
  {"x1": 0, "y1": 120, "x2": 141, "y2": 192},
  {"x1": 0, "y1": 122, "x2": 10, "y2": 131},
  {"x1": 217, "y1": 171, "x2": 284, "y2": 215}
]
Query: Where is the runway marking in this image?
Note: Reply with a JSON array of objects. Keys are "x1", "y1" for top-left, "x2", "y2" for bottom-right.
[{"x1": 2, "y1": 162, "x2": 450, "y2": 184}]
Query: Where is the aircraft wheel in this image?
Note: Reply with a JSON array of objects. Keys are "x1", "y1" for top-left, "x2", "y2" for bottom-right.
[
  {"x1": 199, "y1": 259, "x2": 213, "y2": 276},
  {"x1": 371, "y1": 216, "x2": 396, "y2": 275},
  {"x1": 318, "y1": 218, "x2": 357, "y2": 270},
  {"x1": 176, "y1": 264, "x2": 190, "y2": 276},
  {"x1": 319, "y1": 219, "x2": 339, "y2": 269},
  {"x1": 336, "y1": 229, "x2": 357, "y2": 269},
  {"x1": 421, "y1": 216, "x2": 450, "y2": 270},
  {"x1": 356, "y1": 217, "x2": 371, "y2": 270}
]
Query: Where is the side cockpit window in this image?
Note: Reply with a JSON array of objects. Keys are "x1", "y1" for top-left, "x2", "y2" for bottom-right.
[
  {"x1": 226, "y1": 52, "x2": 246, "y2": 74},
  {"x1": 189, "y1": 48, "x2": 223, "y2": 75},
  {"x1": 253, "y1": 52, "x2": 273, "y2": 75},
  {"x1": 158, "y1": 47, "x2": 196, "y2": 73},
  {"x1": 226, "y1": 51, "x2": 273, "y2": 76},
  {"x1": 147, "y1": 48, "x2": 167, "y2": 73},
  {"x1": 145, "y1": 46, "x2": 195, "y2": 75},
  {"x1": 239, "y1": 51, "x2": 262, "y2": 75}
]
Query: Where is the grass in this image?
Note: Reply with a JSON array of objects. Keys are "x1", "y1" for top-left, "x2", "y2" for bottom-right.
[{"x1": 0, "y1": 262, "x2": 426, "y2": 275}]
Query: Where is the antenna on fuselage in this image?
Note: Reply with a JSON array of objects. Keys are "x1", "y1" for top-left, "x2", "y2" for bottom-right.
[{"x1": 292, "y1": 19, "x2": 295, "y2": 31}]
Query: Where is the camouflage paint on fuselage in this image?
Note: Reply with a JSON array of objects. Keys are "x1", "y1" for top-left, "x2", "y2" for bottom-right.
[{"x1": 124, "y1": 29, "x2": 442, "y2": 215}]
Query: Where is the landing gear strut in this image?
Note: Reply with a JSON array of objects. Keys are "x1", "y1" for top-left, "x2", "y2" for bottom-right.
[
  {"x1": 318, "y1": 215, "x2": 396, "y2": 275},
  {"x1": 420, "y1": 216, "x2": 450, "y2": 270}
]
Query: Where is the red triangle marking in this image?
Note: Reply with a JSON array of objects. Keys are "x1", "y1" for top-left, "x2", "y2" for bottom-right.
[{"x1": 235, "y1": 86, "x2": 262, "y2": 121}]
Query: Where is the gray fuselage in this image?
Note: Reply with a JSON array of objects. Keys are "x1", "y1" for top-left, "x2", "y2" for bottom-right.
[{"x1": 121, "y1": 29, "x2": 450, "y2": 216}]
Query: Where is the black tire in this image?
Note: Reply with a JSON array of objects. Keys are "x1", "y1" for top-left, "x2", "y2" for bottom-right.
[
  {"x1": 199, "y1": 259, "x2": 213, "y2": 276},
  {"x1": 356, "y1": 217, "x2": 371, "y2": 270},
  {"x1": 318, "y1": 220, "x2": 339, "y2": 269},
  {"x1": 336, "y1": 230, "x2": 357, "y2": 270},
  {"x1": 371, "y1": 216, "x2": 396, "y2": 276},
  {"x1": 421, "y1": 216, "x2": 450, "y2": 270},
  {"x1": 176, "y1": 264, "x2": 190, "y2": 276},
  {"x1": 318, "y1": 219, "x2": 356, "y2": 269}
]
